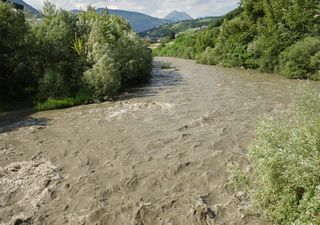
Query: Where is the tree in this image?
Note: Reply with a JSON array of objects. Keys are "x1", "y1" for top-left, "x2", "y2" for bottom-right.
[
  {"x1": 33, "y1": 3, "x2": 85, "y2": 99},
  {"x1": 0, "y1": 2, "x2": 36, "y2": 102}
]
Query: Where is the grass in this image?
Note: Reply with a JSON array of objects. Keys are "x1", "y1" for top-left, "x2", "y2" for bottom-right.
[{"x1": 35, "y1": 94, "x2": 91, "y2": 111}]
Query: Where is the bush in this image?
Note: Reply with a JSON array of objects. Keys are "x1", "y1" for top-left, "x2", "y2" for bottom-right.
[
  {"x1": 196, "y1": 47, "x2": 216, "y2": 65},
  {"x1": 153, "y1": 33, "x2": 198, "y2": 59},
  {"x1": 279, "y1": 37, "x2": 320, "y2": 79},
  {"x1": 83, "y1": 54, "x2": 121, "y2": 99},
  {"x1": 249, "y1": 85, "x2": 320, "y2": 224},
  {"x1": 37, "y1": 70, "x2": 69, "y2": 101}
]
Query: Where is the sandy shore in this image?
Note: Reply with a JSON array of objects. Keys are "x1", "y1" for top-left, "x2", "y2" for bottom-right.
[{"x1": 0, "y1": 58, "x2": 301, "y2": 224}]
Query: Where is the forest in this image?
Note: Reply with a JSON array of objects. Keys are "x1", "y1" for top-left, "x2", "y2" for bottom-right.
[
  {"x1": 154, "y1": 0, "x2": 320, "y2": 80},
  {"x1": 0, "y1": 1, "x2": 152, "y2": 111}
]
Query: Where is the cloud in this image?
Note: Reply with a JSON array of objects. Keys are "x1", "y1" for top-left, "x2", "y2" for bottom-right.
[{"x1": 24, "y1": 0, "x2": 240, "y2": 18}]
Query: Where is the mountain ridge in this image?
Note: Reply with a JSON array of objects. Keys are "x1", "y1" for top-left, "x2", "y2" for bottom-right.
[
  {"x1": 105, "y1": 9, "x2": 170, "y2": 33},
  {"x1": 164, "y1": 10, "x2": 194, "y2": 22},
  {"x1": 11, "y1": 0, "x2": 40, "y2": 16}
]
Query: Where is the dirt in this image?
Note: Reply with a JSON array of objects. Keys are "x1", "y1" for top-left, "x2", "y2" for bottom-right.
[{"x1": 0, "y1": 57, "x2": 305, "y2": 225}]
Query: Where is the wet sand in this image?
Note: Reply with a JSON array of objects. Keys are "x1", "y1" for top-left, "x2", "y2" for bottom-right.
[{"x1": 0, "y1": 58, "x2": 303, "y2": 224}]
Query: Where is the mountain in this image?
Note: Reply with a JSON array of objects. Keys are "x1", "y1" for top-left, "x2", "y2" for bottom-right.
[
  {"x1": 11, "y1": 0, "x2": 40, "y2": 16},
  {"x1": 97, "y1": 8, "x2": 170, "y2": 33},
  {"x1": 164, "y1": 10, "x2": 194, "y2": 22}
]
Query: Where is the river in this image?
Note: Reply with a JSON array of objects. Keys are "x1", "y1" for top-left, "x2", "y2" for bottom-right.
[{"x1": 0, "y1": 57, "x2": 304, "y2": 225}]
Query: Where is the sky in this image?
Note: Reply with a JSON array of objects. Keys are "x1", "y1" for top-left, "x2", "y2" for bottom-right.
[{"x1": 24, "y1": 0, "x2": 240, "y2": 18}]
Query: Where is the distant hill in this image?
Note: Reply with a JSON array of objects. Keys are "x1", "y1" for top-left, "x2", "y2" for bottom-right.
[
  {"x1": 164, "y1": 10, "x2": 193, "y2": 22},
  {"x1": 108, "y1": 9, "x2": 171, "y2": 33},
  {"x1": 140, "y1": 16, "x2": 220, "y2": 40},
  {"x1": 11, "y1": 0, "x2": 40, "y2": 16}
]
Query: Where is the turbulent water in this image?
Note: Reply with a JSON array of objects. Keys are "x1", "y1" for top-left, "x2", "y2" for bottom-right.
[{"x1": 0, "y1": 58, "x2": 304, "y2": 225}]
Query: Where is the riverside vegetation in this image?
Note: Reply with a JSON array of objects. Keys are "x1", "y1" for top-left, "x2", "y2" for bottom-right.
[
  {"x1": 0, "y1": 1, "x2": 152, "y2": 111},
  {"x1": 154, "y1": 0, "x2": 320, "y2": 80},
  {"x1": 248, "y1": 85, "x2": 320, "y2": 224}
]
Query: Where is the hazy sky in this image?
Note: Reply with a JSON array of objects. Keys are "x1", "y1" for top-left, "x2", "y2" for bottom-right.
[{"x1": 24, "y1": 0, "x2": 240, "y2": 18}]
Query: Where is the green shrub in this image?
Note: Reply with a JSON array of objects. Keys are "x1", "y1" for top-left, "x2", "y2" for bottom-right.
[
  {"x1": 279, "y1": 37, "x2": 320, "y2": 79},
  {"x1": 37, "y1": 70, "x2": 69, "y2": 101},
  {"x1": 153, "y1": 33, "x2": 198, "y2": 59},
  {"x1": 196, "y1": 47, "x2": 216, "y2": 65},
  {"x1": 249, "y1": 85, "x2": 320, "y2": 224},
  {"x1": 83, "y1": 54, "x2": 121, "y2": 99}
]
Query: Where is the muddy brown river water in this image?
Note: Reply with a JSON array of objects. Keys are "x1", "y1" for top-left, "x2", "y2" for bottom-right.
[{"x1": 0, "y1": 58, "x2": 306, "y2": 224}]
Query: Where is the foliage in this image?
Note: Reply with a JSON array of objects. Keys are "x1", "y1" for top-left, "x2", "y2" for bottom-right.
[
  {"x1": 154, "y1": 0, "x2": 320, "y2": 78},
  {"x1": 71, "y1": 36, "x2": 85, "y2": 56},
  {"x1": 196, "y1": 47, "x2": 216, "y2": 65},
  {"x1": 153, "y1": 33, "x2": 197, "y2": 59},
  {"x1": 210, "y1": 16, "x2": 254, "y2": 67},
  {"x1": 279, "y1": 37, "x2": 320, "y2": 79},
  {"x1": 0, "y1": 2, "x2": 36, "y2": 102},
  {"x1": 32, "y1": 1, "x2": 86, "y2": 97},
  {"x1": 35, "y1": 94, "x2": 91, "y2": 111},
  {"x1": 37, "y1": 70, "x2": 69, "y2": 101},
  {"x1": 0, "y1": 1, "x2": 152, "y2": 111},
  {"x1": 83, "y1": 12, "x2": 152, "y2": 99},
  {"x1": 249, "y1": 85, "x2": 320, "y2": 224},
  {"x1": 84, "y1": 54, "x2": 121, "y2": 98}
]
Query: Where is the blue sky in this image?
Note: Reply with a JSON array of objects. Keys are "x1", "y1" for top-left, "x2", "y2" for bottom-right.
[{"x1": 24, "y1": 0, "x2": 240, "y2": 18}]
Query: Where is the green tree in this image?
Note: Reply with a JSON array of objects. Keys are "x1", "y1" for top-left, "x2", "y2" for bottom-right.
[
  {"x1": 0, "y1": 1, "x2": 152, "y2": 110},
  {"x1": 0, "y1": 2, "x2": 36, "y2": 103},
  {"x1": 33, "y1": 1, "x2": 85, "y2": 99},
  {"x1": 279, "y1": 37, "x2": 320, "y2": 79}
]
